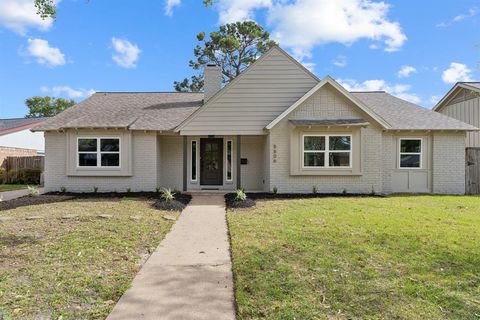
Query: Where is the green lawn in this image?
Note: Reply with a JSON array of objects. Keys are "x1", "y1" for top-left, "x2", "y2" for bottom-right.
[
  {"x1": 0, "y1": 197, "x2": 177, "y2": 319},
  {"x1": 0, "y1": 184, "x2": 29, "y2": 192},
  {"x1": 228, "y1": 196, "x2": 480, "y2": 319}
]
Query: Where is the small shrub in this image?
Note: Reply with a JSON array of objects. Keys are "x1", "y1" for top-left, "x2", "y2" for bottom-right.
[
  {"x1": 235, "y1": 189, "x2": 247, "y2": 202},
  {"x1": 60, "y1": 186, "x2": 66, "y2": 193},
  {"x1": 370, "y1": 185, "x2": 375, "y2": 196},
  {"x1": 27, "y1": 185, "x2": 40, "y2": 196},
  {"x1": 126, "y1": 188, "x2": 132, "y2": 193},
  {"x1": 161, "y1": 188, "x2": 175, "y2": 202},
  {"x1": 22, "y1": 169, "x2": 41, "y2": 184},
  {"x1": 156, "y1": 187, "x2": 161, "y2": 193},
  {"x1": 0, "y1": 168, "x2": 6, "y2": 184},
  {"x1": 342, "y1": 188, "x2": 347, "y2": 195},
  {"x1": 272, "y1": 186, "x2": 278, "y2": 194},
  {"x1": 93, "y1": 186, "x2": 98, "y2": 193},
  {"x1": 312, "y1": 186, "x2": 317, "y2": 194}
]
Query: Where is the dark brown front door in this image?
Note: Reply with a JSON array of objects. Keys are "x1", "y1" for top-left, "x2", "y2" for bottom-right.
[{"x1": 200, "y1": 138, "x2": 223, "y2": 185}]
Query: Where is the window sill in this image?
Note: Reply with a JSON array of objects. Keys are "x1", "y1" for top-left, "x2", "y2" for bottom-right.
[{"x1": 291, "y1": 168, "x2": 362, "y2": 176}]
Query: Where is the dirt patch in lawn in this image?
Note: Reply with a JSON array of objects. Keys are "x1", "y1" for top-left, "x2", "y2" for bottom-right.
[{"x1": 0, "y1": 197, "x2": 178, "y2": 319}]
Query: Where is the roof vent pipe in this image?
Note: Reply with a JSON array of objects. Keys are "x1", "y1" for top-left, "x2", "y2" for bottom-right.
[{"x1": 204, "y1": 64, "x2": 222, "y2": 101}]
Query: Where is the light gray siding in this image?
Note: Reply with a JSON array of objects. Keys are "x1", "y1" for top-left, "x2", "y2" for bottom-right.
[
  {"x1": 438, "y1": 91, "x2": 480, "y2": 147},
  {"x1": 179, "y1": 47, "x2": 318, "y2": 135}
]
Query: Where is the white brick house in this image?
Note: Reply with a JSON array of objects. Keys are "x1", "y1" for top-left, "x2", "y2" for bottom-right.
[{"x1": 33, "y1": 46, "x2": 477, "y2": 194}]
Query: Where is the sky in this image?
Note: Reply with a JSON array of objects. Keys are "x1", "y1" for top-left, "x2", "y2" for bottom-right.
[{"x1": 0, "y1": 0, "x2": 479, "y2": 119}]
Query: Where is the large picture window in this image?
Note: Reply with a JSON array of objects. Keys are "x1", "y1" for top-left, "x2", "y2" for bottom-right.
[
  {"x1": 78, "y1": 138, "x2": 120, "y2": 167},
  {"x1": 399, "y1": 138, "x2": 422, "y2": 168},
  {"x1": 303, "y1": 135, "x2": 351, "y2": 168}
]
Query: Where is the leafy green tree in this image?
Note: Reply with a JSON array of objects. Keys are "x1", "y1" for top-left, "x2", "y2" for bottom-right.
[
  {"x1": 34, "y1": 0, "x2": 213, "y2": 20},
  {"x1": 34, "y1": 0, "x2": 57, "y2": 19},
  {"x1": 25, "y1": 96, "x2": 75, "y2": 118},
  {"x1": 174, "y1": 21, "x2": 276, "y2": 92}
]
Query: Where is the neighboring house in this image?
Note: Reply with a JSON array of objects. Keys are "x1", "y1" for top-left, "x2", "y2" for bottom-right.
[
  {"x1": 433, "y1": 82, "x2": 480, "y2": 147},
  {"x1": 33, "y1": 46, "x2": 477, "y2": 194},
  {"x1": 433, "y1": 82, "x2": 480, "y2": 195},
  {"x1": 0, "y1": 117, "x2": 48, "y2": 168}
]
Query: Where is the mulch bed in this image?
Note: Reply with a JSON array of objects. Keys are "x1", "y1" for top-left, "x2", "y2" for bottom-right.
[
  {"x1": 0, "y1": 195, "x2": 75, "y2": 211},
  {"x1": 151, "y1": 193, "x2": 192, "y2": 212},
  {"x1": 225, "y1": 192, "x2": 383, "y2": 209},
  {"x1": 0, "y1": 192, "x2": 193, "y2": 212}
]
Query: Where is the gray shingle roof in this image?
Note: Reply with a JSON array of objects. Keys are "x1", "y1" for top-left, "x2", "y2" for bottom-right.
[
  {"x1": 33, "y1": 92, "x2": 204, "y2": 131},
  {"x1": 0, "y1": 117, "x2": 48, "y2": 132},
  {"x1": 33, "y1": 89, "x2": 477, "y2": 132},
  {"x1": 352, "y1": 92, "x2": 478, "y2": 130}
]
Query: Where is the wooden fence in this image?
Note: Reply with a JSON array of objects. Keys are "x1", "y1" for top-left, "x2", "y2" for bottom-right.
[
  {"x1": 466, "y1": 148, "x2": 480, "y2": 195},
  {"x1": 3, "y1": 156, "x2": 44, "y2": 172}
]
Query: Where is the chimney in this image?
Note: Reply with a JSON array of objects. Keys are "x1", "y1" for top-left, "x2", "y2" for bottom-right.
[{"x1": 204, "y1": 64, "x2": 222, "y2": 101}]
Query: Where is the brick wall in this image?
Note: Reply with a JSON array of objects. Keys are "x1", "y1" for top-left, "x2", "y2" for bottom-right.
[
  {"x1": 44, "y1": 131, "x2": 158, "y2": 192},
  {"x1": 432, "y1": 132, "x2": 466, "y2": 194}
]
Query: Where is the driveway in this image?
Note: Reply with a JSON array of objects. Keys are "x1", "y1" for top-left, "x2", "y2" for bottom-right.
[
  {"x1": 0, "y1": 187, "x2": 45, "y2": 201},
  {"x1": 107, "y1": 194, "x2": 235, "y2": 320}
]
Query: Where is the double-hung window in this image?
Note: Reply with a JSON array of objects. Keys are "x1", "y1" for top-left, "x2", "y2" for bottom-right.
[
  {"x1": 78, "y1": 138, "x2": 120, "y2": 167},
  {"x1": 303, "y1": 135, "x2": 351, "y2": 168},
  {"x1": 399, "y1": 138, "x2": 422, "y2": 168}
]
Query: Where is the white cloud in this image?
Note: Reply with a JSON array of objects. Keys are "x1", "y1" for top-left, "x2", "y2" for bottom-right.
[
  {"x1": 213, "y1": 0, "x2": 407, "y2": 57},
  {"x1": 333, "y1": 55, "x2": 347, "y2": 67},
  {"x1": 397, "y1": 65, "x2": 416, "y2": 78},
  {"x1": 339, "y1": 78, "x2": 421, "y2": 104},
  {"x1": 217, "y1": 0, "x2": 272, "y2": 23},
  {"x1": 442, "y1": 62, "x2": 472, "y2": 84},
  {"x1": 26, "y1": 38, "x2": 66, "y2": 67},
  {"x1": 165, "y1": 0, "x2": 181, "y2": 16},
  {"x1": 429, "y1": 95, "x2": 441, "y2": 105},
  {"x1": 437, "y1": 7, "x2": 478, "y2": 27},
  {"x1": 41, "y1": 86, "x2": 95, "y2": 99},
  {"x1": 111, "y1": 37, "x2": 141, "y2": 69},
  {"x1": 0, "y1": 0, "x2": 56, "y2": 35}
]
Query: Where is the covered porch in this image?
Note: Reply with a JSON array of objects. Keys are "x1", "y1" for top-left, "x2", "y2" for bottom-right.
[{"x1": 157, "y1": 134, "x2": 268, "y2": 192}]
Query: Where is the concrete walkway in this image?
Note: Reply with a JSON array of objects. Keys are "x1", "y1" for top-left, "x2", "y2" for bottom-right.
[
  {"x1": 0, "y1": 187, "x2": 45, "y2": 201},
  {"x1": 107, "y1": 194, "x2": 235, "y2": 320}
]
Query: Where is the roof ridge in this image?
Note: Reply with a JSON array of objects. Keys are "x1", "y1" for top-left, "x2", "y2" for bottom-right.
[
  {"x1": 350, "y1": 91, "x2": 386, "y2": 93},
  {"x1": 94, "y1": 91, "x2": 204, "y2": 94},
  {"x1": 0, "y1": 117, "x2": 47, "y2": 120}
]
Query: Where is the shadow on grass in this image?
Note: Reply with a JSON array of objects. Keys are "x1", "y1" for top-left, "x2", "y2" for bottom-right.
[{"x1": 0, "y1": 235, "x2": 39, "y2": 246}]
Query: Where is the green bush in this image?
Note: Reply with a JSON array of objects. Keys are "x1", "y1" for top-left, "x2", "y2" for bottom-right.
[
  {"x1": 235, "y1": 189, "x2": 247, "y2": 202},
  {"x1": 0, "y1": 168, "x2": 6, "y2": 184},
  {"x1": 4, "y1": 168, "x2": 41, "y2": 184}
]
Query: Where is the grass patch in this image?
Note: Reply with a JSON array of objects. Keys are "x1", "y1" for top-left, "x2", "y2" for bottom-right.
[
  {"x1": 0, "y1": 184, "x2": 30, "y2": 192},
  {"x1": 227, "y1": 196, "x2": 480, "y2": 319},
  {"x1": 0, "y1": 197, "x2": 178, "y2": 319}
]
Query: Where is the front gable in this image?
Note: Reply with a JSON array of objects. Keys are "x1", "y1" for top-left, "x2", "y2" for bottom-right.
[
  {"x1": 289, "y1": 85, "x2": 364, "y2": 121},
  {"x1": 266, "y1": 77, "x2": 389, "y2": 130},
  {"x1": 434, "y1": 83, "x2": 480, "y2": 112},
  {"x1": 176, "y1": 46, "x2": 319, "y2": 135}
]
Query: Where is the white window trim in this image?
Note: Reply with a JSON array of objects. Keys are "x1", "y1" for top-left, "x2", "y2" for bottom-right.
[
  {"x1": 191, "y1": 139, "x2": 199, "y2": 182},
  {"x1": 398, "y1": 138, "x2": 423, "y2": 170},
  {"x1": 226, "y1": 139, "x2": 233, "y2": 182},
  {"x1": 77, "y1": 137, "x2": 121, "y2": 168},
  {"x1": 302, "y1": 134, "x2": 352, "y2": 169}
]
